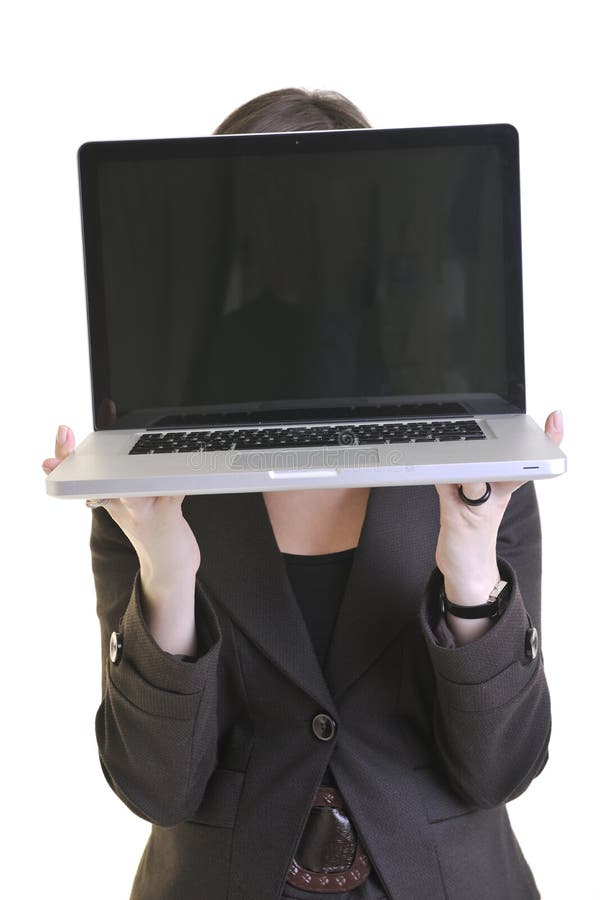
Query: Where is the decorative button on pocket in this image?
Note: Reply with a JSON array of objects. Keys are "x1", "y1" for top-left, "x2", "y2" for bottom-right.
[
  {"x1": 109, "y1": 631, "x2": 123, "y2": 665},
  {"x1": 525, "y1": 626, "x2": 539, "y2": 661}
]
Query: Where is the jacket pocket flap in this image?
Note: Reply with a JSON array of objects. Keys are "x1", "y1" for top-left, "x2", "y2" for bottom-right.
[
  {"x1": 189, "y1": 767, "x2": 245, "y2": 828},
  {"x1": 413, "y1": 766, "x2": 478, "y2": 823}
]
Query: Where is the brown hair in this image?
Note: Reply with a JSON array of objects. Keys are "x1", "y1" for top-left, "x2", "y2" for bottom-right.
[{"x1": 213, "y1": 87, "x2": 371, "y2": 135}]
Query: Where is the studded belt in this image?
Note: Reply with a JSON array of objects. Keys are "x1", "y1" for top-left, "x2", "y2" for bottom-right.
[{"x1": 285, "y1": 785, "x2": 372, "y2": 893}]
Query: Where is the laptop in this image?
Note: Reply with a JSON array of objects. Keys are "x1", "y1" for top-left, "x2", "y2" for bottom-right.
[{"x1": 46, "y1": 123, "x2": 566, "y2": 500}]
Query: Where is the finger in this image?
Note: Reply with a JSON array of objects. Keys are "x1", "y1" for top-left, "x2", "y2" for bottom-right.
[
  {"x1": 54, "y1": 425, "x2": 76, "y2": 461},
  {"x1": 42, "y1": 458, "x2": 60, "y2": 475},
  {"x1": 544, "y1": 409, "x2": 564, "y2": 447},
  {"x1": 435, "y1": 481, "x2": 490, "y2": 508},
  {"x1": 85, "y1": 498, "x2": 112, "y2": 510},
  {"x1": 457, "y1": 481, "x2": 488, "y2": 502},
  {"x1": 437, "y1": 479, "x2": 515, "y2": 507}
]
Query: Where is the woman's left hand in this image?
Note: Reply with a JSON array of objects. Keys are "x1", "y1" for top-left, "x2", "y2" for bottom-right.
[{"x1": 435, "y1": 410, "x2": 564, "y2": 620}]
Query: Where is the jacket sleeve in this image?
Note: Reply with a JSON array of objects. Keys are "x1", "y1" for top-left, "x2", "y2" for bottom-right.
[
  {"x1": 419, "y1": 480, "x2": 551, "y2": 809},
  {"x1": 90, "y1": 506, "x2": 222, "y2": 826}
]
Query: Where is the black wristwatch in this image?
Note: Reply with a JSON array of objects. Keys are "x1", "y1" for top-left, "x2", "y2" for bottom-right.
[{"x1": 440, "y1": 579, "x2": 511, "y2": 620}]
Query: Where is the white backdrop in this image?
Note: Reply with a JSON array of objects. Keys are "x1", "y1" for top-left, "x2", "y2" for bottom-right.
[{"x1": 2, "y1": 1, "x2": 596, "y2": 897}]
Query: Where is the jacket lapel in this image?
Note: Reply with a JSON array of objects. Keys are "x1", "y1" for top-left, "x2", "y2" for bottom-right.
[
  {"x1": 183, "y1": 489, "x2": 336, "y2": 711},
  {"x1": 324, "y1": 484, "x2": 439, "y2": 699},
  {"x1": 182, "y1": 485, "x2": 439, "y2": 708}
]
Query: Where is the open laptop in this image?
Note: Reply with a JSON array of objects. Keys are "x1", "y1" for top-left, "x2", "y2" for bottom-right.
[{"x1": 46, "y1": 123, "x2": 566, "y2": 500}]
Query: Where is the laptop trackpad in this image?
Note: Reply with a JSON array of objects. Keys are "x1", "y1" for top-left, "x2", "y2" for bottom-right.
[{"x1": 229, "y1": 446, "x2": 379, "y2": 472}]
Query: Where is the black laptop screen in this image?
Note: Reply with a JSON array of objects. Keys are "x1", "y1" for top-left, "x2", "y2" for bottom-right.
[{"x1": 78, "y1": 125, "x2": 524, "y2": 429}]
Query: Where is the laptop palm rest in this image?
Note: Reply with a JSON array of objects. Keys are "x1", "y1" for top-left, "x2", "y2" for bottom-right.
[{"x1": 229, "y1": 446, "x2": 380, "y2": 475}]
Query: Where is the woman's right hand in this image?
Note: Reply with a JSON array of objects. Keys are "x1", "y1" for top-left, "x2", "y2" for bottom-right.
[{"x1": 42, "y1": 425, "x2": 201, "y2": 655}]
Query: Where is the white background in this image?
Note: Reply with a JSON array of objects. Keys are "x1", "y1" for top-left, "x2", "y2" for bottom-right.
[{"x1": 2, "y1": 1, "x2": 596, "y2": 897}]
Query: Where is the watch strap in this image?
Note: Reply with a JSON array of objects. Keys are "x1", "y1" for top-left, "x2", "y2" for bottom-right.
[{"x1": 440, "y1": 579, "x2": 510, "y2": 620}]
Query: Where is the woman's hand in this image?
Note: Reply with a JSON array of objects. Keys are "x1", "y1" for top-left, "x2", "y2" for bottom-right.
[
  {"x1": 42, "y1": 426, "x2": 201, "y2": 655},
  {"x1": 434, "y1": 410, "x2": 564, "y2": 644}
]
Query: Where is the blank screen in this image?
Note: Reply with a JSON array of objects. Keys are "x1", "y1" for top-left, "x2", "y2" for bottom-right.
[{"x1": 81, "y1": 130, "x2": 522, "y2": 428}]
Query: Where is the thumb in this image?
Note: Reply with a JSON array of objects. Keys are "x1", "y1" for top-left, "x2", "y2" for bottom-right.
[
  {"x1": 545, "y1": 410, "x2": 564, "y2": 447},
  {"x1": 55, "y1": 425, "x2": 76, "y2": 460}
]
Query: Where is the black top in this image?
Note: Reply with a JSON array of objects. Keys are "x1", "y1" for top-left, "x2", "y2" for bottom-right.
[
  {"x1": 282, "y1": 547, "x2": 355, "y2": 668},
  {"x1": 282, "y1": 546, "x2": 355, "y2": 791},
  {"x1": 282, "y1": 547, "x2": 389, "y2": 899}
]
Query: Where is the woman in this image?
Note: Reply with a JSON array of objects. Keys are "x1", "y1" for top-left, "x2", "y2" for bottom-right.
[{"x1": 42, "y1": 88, "x2": 564, "y2": 900}]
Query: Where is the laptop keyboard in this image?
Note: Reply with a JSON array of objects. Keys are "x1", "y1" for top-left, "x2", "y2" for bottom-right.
[{"x1": 129, "y1": 420, "x2": 486, "y2": 454}]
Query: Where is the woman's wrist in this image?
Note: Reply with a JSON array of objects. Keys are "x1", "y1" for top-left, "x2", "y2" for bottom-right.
[
  {"x1": 443, "y1": 611, "x2": 494, "y2": 646},
  {"x1": 140, "y1": 568, "x2": 199, "y2": 656},
  {"x1": 442, "y1": 565, "x2": 501, "y2": 608},
  {"x1": 441, "y1": 565, "x2": 501, "y2": 646}
]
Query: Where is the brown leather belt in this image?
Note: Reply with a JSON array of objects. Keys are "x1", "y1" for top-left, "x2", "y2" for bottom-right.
[{"x1": 285, "y1": 785, "x2": 372, "y2": 893}]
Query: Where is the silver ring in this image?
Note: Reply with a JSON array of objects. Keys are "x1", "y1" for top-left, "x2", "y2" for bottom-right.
[{"x1": 85, "y1": 498, "x2": 110, "y2": 509}]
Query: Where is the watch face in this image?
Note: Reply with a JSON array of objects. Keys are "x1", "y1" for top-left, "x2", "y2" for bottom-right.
[{"x1": 495, "y1": 581, "x2": 511, "y2": 617}]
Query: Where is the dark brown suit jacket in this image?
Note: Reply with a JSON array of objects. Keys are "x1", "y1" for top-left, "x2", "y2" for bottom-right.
[{"x1": 90, "y1": 482, "x2": 549, "y2": 900}]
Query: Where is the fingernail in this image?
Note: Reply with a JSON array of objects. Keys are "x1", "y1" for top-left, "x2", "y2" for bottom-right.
[
  {"x1": 552, "y1": 410, "x2": 564, "y2": 431},
  {"x1": 57, "y1": 425, "x2": 68, "y2": 444}
]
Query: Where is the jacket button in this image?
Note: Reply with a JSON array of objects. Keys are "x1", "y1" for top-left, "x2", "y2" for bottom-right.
[
  {"x1": 312, "y1": 713, "x2": 336, "y2": 741},
  {"x1": 109, "y1": 631, "x2": 123, "y2": 665},
  {"x1": 525, "y1": 626, "x2": 539, "y2": 661}
]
